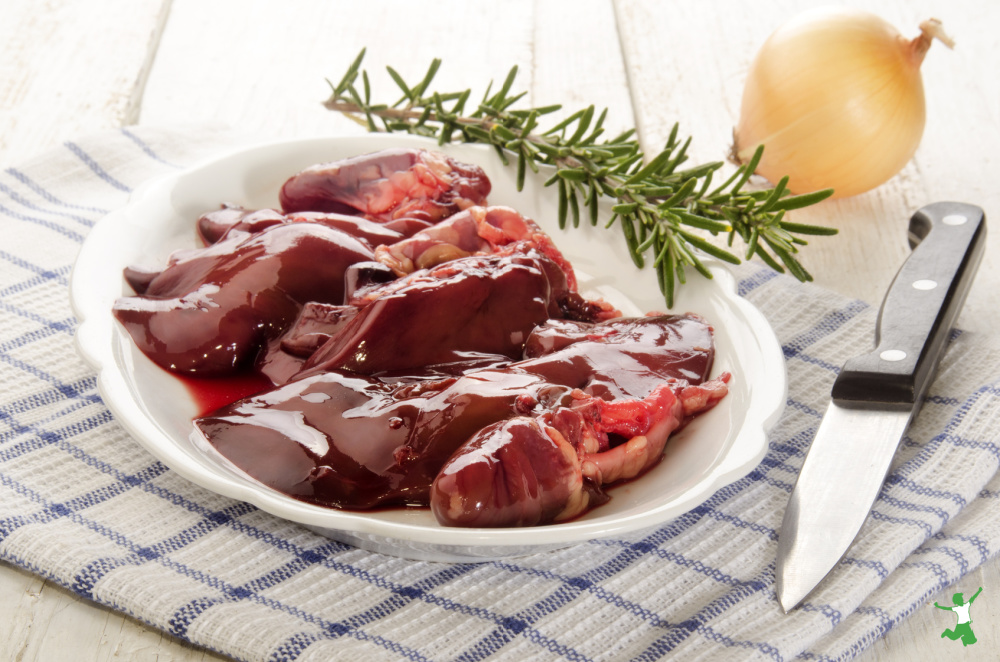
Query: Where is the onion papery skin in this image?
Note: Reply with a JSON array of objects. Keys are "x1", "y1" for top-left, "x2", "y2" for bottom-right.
[{"x1": 734, "y1": 7, "x2": 927, "y2": 199}]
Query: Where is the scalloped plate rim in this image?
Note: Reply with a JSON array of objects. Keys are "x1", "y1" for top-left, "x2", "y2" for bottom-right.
[{"x1": 70, "y1": 134, "x2": 785, "y2": 560}]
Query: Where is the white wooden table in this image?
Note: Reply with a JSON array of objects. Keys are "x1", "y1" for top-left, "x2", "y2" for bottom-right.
[{"x1": 2, "y1": 0, "x2": 998, "y2": 659}]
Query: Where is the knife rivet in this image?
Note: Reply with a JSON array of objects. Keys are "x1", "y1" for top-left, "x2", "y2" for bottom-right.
[
  {"x1": 943, "y1": 214, "x2": 968, "y2": 226},
  {"x1": 880, "y1": 350, "x2": 907, "y2": 362},
  {"x1": 912, "y1": 279, "x2": 937, "y2": 291}
]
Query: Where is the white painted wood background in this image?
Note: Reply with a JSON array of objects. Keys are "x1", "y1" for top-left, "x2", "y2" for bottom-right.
[{"x1": 2, "y1": 0, "x2": 998, "y2": 659}]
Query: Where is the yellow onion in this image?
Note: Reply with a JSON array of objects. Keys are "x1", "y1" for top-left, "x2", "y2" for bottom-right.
[{"x1": 732, "y1": 6, "x2": 953, "y2": 198}]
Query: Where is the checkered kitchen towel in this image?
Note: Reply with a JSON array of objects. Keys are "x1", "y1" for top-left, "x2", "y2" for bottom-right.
[{"x1": 2, "y1": 126, "x2": 1000, "y2": 662}]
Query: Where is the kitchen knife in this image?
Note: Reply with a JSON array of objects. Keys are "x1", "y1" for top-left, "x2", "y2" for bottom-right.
[{"x1": 776, "y1": 201, "x2": 986, "y2": 613}]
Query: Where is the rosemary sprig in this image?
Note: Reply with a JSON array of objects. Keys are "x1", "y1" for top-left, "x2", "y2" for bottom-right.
[{"x1": 324, "y1": 49, "x2": 837, "y2": 307}]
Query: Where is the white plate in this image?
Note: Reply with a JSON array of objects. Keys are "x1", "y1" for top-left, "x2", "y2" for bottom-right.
[{"x1": 70, "y1": 134, "x2": 785, "y2": 562}]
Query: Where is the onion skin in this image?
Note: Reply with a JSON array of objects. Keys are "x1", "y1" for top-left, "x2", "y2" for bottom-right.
[{"x1": 733, "y1": 6, "x2": 945, "y2": 199}]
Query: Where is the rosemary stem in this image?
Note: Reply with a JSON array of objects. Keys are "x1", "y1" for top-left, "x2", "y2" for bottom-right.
[{"x1": 322, "y1": 51, "x2": 837, "y2": 307}]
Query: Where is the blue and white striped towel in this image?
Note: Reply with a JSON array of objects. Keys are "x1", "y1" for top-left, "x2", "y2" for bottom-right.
[{"x1": 2, "y1": 126, "x2": 999, "y2": 662}]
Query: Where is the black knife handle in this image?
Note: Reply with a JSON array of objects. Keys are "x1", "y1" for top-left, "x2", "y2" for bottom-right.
[{"x1": 831, "y1": 202, "x2": 986, "y2": 409}]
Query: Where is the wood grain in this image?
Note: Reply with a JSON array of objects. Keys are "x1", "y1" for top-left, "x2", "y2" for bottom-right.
[
  {"x1": 0, "y1": 0, "x2": 170, "y2": 165},
  {"x1": 140, "y1": 0, "x2": 537, "y2": 141},
  {"x1": 0, "y1": 560, "x2": 224, "y2": 661},
  {"x1": 2, "y1": 0, "x2": 999, "y2": 659},
  {"x1": 615, "y1": 0, "x2": 1000, "y2": 334},
  {"x1": 859, "y1": 566, "x2": 999, "y2": 662}
]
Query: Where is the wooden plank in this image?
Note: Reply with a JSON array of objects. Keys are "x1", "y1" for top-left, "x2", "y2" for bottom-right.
[
  {"x1": 0, "y1": 560, "x2": 40, "y2": 661},
  {"x1": 139, "y1": 0, "x2": 635, "y2": 158},
  {"x1": 614, "y1": 0, "x2": 1000, "y2": 334},
  {"x1": 532, "y1": 0, "x2": 635, "y2": 137},
  {"x1": 0, "y1": 560, "x2": 223, "y2": 661},
  {"x1": 0, "y1": 1, "x2": 206, "y2": 657},
  {"x1": 0, "y1": 1, "x2": 629, "y2": 661},
  {"x1": 3, "y1": 0, "x2": 998, "y2": 659},
  {"x1": 139, "y1": 0, "x2": 537, "y2": 140},
  {"x1": 857, "y1": 566, "x2": 999, "y2": 661},
  {"x1": 0, "y1": 0, "x2": 170, "y2": 165},
  {"x1": 614, "y1": 0, "x2": 1000, "y2": 659}
]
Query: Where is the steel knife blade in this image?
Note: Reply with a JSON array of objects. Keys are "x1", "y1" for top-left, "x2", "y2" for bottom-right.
[{"x1": 776, "y1": 201, "x2": 986, "y2": 612}]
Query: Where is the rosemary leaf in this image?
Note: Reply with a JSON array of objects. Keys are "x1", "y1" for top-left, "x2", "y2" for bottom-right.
[
  {"x1": 587, "y1": 182, "x2": 599, "y2": 227},
  {"x1": 620, "y1": 215, "x2": 644, "y2": 269},
  {"x1": 676, "y1": 229, "x2": 741, "y2": 265},
  {"x1": 779, "y1": 220, "x2": 839, "y2": 235},
  {"x1": 566, "y1": 106, "x2": 595, "y2": 145},
  {"x1": 770, "y1": 188, "x2": 836, "y2": 211},
  {"x1": 386, "y1": 66, "x2": 412, "y2": 104},
  {"x1": 568, "y1": 185, "x2": 581, "y2": 228},
  {"x1": 557, "y1": 178, "x2": 568, "y2": 230}
]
